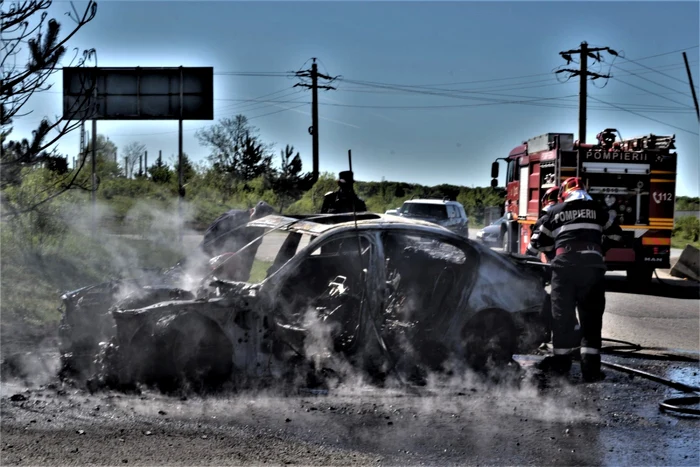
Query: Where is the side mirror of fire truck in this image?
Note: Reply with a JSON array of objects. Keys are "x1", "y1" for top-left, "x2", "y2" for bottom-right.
[
  {"x1": 491, "y1": 161, "x2": 500, "y2": 179},
  {"x1": 490, "y1": 178, "x2": 498, "y2": 188}
]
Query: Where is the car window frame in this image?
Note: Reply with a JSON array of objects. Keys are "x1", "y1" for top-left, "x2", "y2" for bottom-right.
[
  {"x1": 378, "y1": 227, "x2": 481, "y2": 316},
  {"x1": 262, "y1": 228, "x2": 377, "y2": 293}
]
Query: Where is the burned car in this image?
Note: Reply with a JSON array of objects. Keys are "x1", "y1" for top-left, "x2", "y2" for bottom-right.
[{"x1": 58, "y1": 213, "x2": 549, "y2": 392}]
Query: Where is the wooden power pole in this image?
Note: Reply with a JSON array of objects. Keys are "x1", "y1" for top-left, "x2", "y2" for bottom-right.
[
  {"x1": 294, "y1": 58, "x2": 337, "y2": 183},
  {"x1": 557, "y1": 41, "x2": 617, "y2": 143}
]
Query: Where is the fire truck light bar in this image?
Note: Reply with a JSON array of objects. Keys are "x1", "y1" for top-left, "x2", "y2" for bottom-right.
[{"x1": 582, "y1": 162, "x2": 650, "y2": 175}]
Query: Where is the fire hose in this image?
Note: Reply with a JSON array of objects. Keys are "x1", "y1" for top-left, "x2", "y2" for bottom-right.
[{"x1": 600, "y1": 338, "x2": 700, "y2": 416}]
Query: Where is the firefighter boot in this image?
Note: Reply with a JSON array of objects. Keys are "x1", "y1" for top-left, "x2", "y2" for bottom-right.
[
  {"x1": 536, "y1": 355, "x2": 572, "y2": 375},
  {"x1": 581, "y1": 354, "x2": 605, "y2": 382}
]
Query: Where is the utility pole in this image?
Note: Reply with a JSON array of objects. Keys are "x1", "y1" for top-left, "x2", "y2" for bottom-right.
[
  {"x1": 144, "y1": 150, "x2": 148, "y2": 179},
  {"x1": 556, "y1": 41, "x2": 616, "y2": 144},
  {"x1": 682, "y1": 52, "x2": 700, "y2": 122},
  {"x1": 294, "y1": 58, "x2": 337, "y2": 184}
]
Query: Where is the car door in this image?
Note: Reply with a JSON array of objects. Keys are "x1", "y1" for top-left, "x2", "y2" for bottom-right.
[
  {"x1": 262, "y1": 229, "x2": 385, "y2": 358},
  {"x1": 380, "y1": 229, "x2": 480, "y2": 367}
]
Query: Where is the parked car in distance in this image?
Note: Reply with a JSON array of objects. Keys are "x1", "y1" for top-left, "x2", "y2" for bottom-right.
[
  {"x1": 476, "y1": 215, "x2": 506, "y2": 246},
  {"x1": 398, "y1": 198, "x2": 469, "y2": 237},
  {"x1": 385, "y1": 207, "x2": 403, "y2": 216}
]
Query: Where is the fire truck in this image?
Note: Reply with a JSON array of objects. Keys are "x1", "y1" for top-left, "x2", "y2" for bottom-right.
[{"x1": 490, "y1": 128, "x2": 677, "y2": 283}]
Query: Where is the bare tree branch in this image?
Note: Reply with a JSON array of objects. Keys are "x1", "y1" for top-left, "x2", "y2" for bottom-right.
[{"x1": 1, "y1": 0, "x2": 99, "y2": 216}]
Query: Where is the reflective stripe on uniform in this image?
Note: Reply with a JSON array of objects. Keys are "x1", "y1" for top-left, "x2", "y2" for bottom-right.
[
  {"x1": 527, "y1": 245, "x2": 539, "y2": 255},
  {"x1": 581, "y1": 347, "x2": 600, "y2": 355},
  {"x1": 553, "y1": 348, "x2": 574, "y2": 355},
  {"x1": 538, "y1": 226, "x2": 552, "y2": 237},
  {"x1": 606, "y1": 234, "x2": 622, "y2": 241},
  {"x1": 552, "y1": 223, "x2": 603, "y2": 237},
  {"x1": 580, "y1": 250, "x2": 603, "y2": 256}
]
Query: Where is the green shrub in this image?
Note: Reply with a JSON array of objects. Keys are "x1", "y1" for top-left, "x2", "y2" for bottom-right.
[{"x1": 673, "y1": 215, "x2": 700, "y2": 242}]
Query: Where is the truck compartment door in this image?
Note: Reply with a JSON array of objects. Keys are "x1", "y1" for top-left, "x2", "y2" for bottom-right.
[{"x1": 518, "y1": 166, "x2": 529, "y2": 218}]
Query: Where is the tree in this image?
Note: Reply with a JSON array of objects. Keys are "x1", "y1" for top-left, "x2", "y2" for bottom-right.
[
  {"x1": 195, "y1": 114, "x2": 274, "y2": 181},
  {"x1": 148, "y1": 153, "x2": 172, "y2": 184},
  {"x1": 121, "y1": 141, "x2": 146, "y2": 178},
  {"x1": 85, "y1": 134, "x2": 120, "y2": 179},
  {"x1": 171, "y1": 153, "x2": 196, "y2": 186},
  {"x1": 1, "y1": 0, "x2": 98, "y2": 215},
  {"x1": 274, "y1": 144, "x2": 312, "y2": 212},
  {"x1": 239, "y1": 133, "x2": 273, "y2": 181}
]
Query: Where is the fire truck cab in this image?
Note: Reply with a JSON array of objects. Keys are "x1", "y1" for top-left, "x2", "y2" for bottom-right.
[{"x1": 490, "y1": 128, "x2": 677, "y2": 283}]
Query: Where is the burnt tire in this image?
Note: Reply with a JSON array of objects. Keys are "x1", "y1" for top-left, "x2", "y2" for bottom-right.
[
  {"x1": 154, "y1": 316, "x2": 233, "y2": 394},
  {"x1": 463, "y1": 309, "x2": 518, "y2": 373}
]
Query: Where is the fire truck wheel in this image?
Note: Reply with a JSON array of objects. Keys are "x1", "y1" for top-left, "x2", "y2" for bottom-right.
[{"x1": 626, "y1": 267, "x2": 654, "y2": 285}]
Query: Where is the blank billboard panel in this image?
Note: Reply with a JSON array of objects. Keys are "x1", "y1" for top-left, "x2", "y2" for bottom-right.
[{"x1": 62, "y1": 67, "x2": 214, "y2": 121}]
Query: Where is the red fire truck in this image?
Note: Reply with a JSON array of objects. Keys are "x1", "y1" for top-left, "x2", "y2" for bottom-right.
[{"x1": 490, "y1": 128, "x2": 677, "y2": 283}]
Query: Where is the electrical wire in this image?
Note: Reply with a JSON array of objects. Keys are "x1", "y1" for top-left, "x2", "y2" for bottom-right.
[
  {"x1": 611, "y1": 77, "x2": 694, "y2": 109},
  {"x1": 620, "y1": 53, "x2": 700, "y2": 88},
  {"x1": 611, "y1": 61, "x2": 694, "y2": 99},
  {"x1": 108, "y1": 103, "x2": 307, "y2": 137},
  {"x1": 589, "y1": 95, "x2": 699, "y2": 135}
]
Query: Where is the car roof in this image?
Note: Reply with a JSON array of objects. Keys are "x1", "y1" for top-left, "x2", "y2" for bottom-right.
[
  {"x1": 403, "y1": 199, "x2": 461, "y2": 205},
  {"x1": 247, "y1": 213, "x2": 454, "y2": 236}
]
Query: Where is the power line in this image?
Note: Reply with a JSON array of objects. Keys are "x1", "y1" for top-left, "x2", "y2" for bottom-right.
[
  {"x1": 621, "y1": 45, "x2": 699, "y2": 63},
  {"x1": 108, "y1": 104, "x2": 307, "y2": 137},
  {"x1": 613, "y1": 77, "x2": 694, "y2": 108},
  {"x1": 610, "y1": 61, "x2": 692, "y2": 98},
  {"x1": 589, "y1": 96, "x2": 699, "y2": 136}
]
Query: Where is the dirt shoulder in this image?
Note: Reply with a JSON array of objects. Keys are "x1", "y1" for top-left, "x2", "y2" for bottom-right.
[{"x1": 2, "y1": 356, "x2": 698, "y2": 466}]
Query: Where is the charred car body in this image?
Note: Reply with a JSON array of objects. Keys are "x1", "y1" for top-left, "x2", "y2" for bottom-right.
[{"x1": 58, "y1": 213, "x2": 550, "y2": 392}]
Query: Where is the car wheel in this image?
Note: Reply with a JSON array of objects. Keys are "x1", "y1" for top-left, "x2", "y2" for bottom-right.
[{"x1": 463, "y1": 308, "x2": 517, "y2": 373}]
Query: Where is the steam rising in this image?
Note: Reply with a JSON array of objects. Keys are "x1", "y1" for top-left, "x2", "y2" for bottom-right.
[{"x1": 1, "y1": 194, "x2": 584, "y2": 445}]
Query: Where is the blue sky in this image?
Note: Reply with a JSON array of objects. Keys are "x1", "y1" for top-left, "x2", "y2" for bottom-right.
[{"x1": 10, "y1": 0, "x2": 700, "y2": 195}]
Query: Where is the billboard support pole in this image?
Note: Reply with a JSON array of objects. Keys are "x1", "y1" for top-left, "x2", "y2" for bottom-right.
[
  {"x1": 178, "y1": 66, "x2": 184, "y2": 246},
  {"x1": 91, "y1": 118, "x2": 97, "y2": 239}
]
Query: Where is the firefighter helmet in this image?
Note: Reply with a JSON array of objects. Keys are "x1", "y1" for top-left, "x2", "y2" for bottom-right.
[
  {"x1": 559, "y1": 177, "x2": 590, "y2": 202},
  {"x1": 541, "y1": 186, "x2": 559, "y2": 209}
]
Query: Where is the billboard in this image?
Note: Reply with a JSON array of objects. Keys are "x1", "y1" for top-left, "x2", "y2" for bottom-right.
[{"x1": 62, "y1": 67, "x2": 214, "y2": 121}]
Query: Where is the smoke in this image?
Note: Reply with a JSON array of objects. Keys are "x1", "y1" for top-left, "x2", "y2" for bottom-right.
[{"x1": 0, "y1": 192, "x2": 211, "y2": 387}]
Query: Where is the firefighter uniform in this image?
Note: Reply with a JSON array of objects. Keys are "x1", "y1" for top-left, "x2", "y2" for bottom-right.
[
  {"x1": 320, "y1": 171, "x2": 368, "y2": 214},
  {"x1": 528, "y1": 179, "x2": 622, "y2": 381}
]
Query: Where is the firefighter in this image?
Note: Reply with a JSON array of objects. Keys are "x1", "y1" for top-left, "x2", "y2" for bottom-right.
[
  {"x1": 527, "y1": 177, "x2": 622, "y2": 382},
  {"x1": 320, "y1": 170, "x2": 367, "y2": 214},
  {"x1": 200, "y1": 200, "x2": 275, "y2": 257}
]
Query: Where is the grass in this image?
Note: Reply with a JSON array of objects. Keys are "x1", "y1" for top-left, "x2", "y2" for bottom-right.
[
  {"x1": 249, "y1": 259, "x2": 274, "y2": 283},
  {"x1": 671, "y1": 235, "x2": 700, "y2": 250}
]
